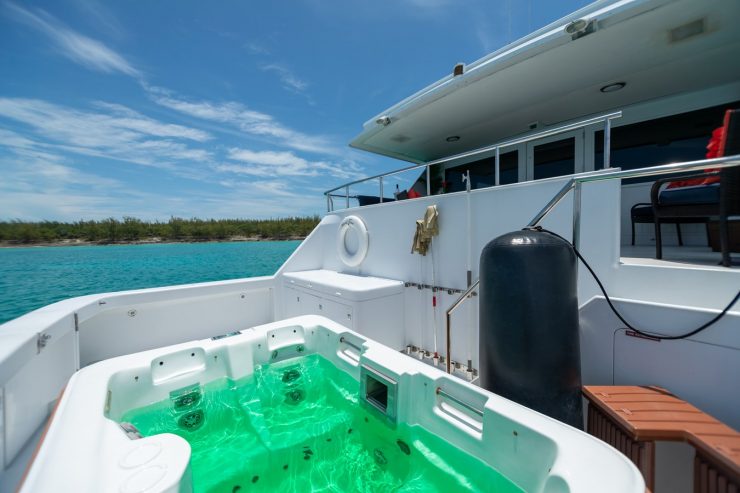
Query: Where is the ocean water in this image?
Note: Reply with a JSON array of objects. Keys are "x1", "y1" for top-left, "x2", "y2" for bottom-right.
[
  {"x1": 122, "y1": 353, "x2": 522, "y2": 493},
  {"x1": 0, "y1": 241, "x2": 299, "y2": 325}
]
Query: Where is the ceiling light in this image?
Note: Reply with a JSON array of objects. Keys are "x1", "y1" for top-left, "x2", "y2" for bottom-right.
[
  {"x1": 565, "y1": 19, "x2": 589, "y2": 35},
  {"x1": 600, "y1": 82, "x2": 626, "y2": 93},
  {"x1": 446, "y1": 136, "x2": 460, "y2": 142},
  {"x1": 376, "y1": 116, "x2": 392, "y2": 126},
  {"x1": 565, "y1": 18, "x2": 595, "y2": 39}
]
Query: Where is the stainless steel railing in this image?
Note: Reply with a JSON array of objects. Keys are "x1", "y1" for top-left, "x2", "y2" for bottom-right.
[
  {"x1": 445, "y1": 280, "x2": 480, "y2": 374},
  {"x1": 325, "y1": 111, "x2": 623, "y2": 211},
  {"x1": 443, "y1": 154, "x2": 740, "y2": 374}
]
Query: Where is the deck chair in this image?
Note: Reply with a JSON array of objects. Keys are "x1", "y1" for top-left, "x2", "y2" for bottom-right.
[{"x1": 650, "y1": 109, "x2": 739, "y2": 267}]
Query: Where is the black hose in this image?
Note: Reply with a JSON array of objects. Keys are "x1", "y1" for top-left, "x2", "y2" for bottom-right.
[{"x1": 527, "y1": 226, "x2": 740, "y2": 341}]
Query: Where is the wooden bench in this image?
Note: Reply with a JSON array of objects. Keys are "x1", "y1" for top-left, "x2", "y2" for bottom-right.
[{"x1": 583, "y1": 386, "x2": 740, "y2": 493}]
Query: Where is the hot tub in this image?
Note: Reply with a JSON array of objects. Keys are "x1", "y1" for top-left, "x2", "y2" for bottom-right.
[{"x1": 20, "y1": 315, "x2": 644, "y2": 492}]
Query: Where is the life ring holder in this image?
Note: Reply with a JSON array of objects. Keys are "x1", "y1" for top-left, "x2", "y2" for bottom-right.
[{"x1": 337, "y1": 215, "x2": 369, "y2": 267}]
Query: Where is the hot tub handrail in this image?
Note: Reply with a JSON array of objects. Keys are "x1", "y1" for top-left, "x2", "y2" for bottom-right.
[
  {"x1": 339, "y1": 335, "x2": 363, "y2": 352},
  {"x1": 435, "y1": 386, "x2": 484, "y2": 417}
]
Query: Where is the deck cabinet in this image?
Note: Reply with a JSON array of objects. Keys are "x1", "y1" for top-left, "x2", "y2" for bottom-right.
[{"x1": 281, "y1": 270, "x2": 405, "y2": 349}]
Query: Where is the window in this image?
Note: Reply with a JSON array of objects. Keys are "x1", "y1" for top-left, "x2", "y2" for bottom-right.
[
  {"x1": 532, "y1": 137, "x2": 576, "y2": 180},
  {"x1": 442, "y1": 150, "x2": 519, "y2": 193},
  {"x1": 594, "y1": 102, "x2": 737, "y2": 182}
]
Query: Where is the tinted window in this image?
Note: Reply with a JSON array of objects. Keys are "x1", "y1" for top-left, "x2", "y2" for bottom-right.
[
  {"x1": 443, "y1": 150, "x2": 519, "y2": 192},
  {"x1": 594, "y1": 102, "x2": 737, "y2": 182},
  {"x1": 533, "y1": 138, "x2": 575, "y2": 180}
]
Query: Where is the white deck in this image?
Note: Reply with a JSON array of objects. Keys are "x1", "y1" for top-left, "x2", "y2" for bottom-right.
[{"x1": 620, "y1": 245, "x2": 736, "y2": 269}]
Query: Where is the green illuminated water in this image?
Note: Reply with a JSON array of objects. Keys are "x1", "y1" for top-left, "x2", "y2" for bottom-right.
[{"x1": 121, "y1": 354, "x2": 523, "y2": 493}]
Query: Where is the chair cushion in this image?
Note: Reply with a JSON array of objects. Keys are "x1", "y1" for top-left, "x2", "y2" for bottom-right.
[
  {"x1": 631, "y1": 205, "x2": 653, "y2": 219},
  {"x1": 659, "y1": 183, "x2": 720, "y2": 205}
]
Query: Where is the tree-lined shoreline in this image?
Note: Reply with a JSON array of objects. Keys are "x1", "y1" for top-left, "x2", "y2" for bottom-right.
[{"x1": 0, "y1": 217, "x2": 321, "y2": 246}]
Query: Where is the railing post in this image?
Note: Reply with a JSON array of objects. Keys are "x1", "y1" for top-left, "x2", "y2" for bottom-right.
[
  {"x1": 494, "y1": 146, "x2": 500, "y2": 186},
  {"x1": 326, "y1": 194, "x2": 331, "y2": 212},
  {"x1": 426, "y1": 165, "x2": 431, "y2": 196},
  {"x1": 572, "y1": 181, "x2": 582, "y2": 249},
  {"x1": 604, "y1": 118, "x2": 612, "y2": 169},
  {"x1": 446, "y1": 279, "x2": 479, "y2": 374},
  {"x1": 345, "y1": 186, "x2": 350, "y2": 209},
  {"x1": 379, "y1": 176, "x2": 384, "y2": 203}
]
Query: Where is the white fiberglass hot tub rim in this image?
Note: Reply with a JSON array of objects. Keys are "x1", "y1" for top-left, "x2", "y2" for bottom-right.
[{"x1": 20, "y1": 315, "x2": 644, "y2": 493}]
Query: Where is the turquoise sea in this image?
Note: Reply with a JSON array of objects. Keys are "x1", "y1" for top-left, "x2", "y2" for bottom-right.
[{"x1": 0, "y1": 241, "x2": 300, "y2": 325}]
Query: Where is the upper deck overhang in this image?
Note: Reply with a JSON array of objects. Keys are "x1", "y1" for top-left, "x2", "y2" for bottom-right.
[{"x1": 350, "y1": 0, "x2": 740, "y2": 163}]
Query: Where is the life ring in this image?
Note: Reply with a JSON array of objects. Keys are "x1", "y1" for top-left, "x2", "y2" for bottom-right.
[{"x1": 337, "y1": 215, "x2": 369, "y2": 267}]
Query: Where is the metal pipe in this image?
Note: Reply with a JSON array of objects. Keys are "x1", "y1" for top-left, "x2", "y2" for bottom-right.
[
  {"x1": 526, "y1": 155, "x2": 740, "y2": 228},
  {"x1": 445, "y1": 279, "x2": 479, "y2": 374},
  {"x1": 379, "y1": 176, "x2": 384, "y2": 203},
  {"x1": 323, "y1": 111, "x2": 622, "y2": 195},
  {"x1": 572, "y1": 181, "x2": 582, "y2": 249},
  {"x1": 435, "y1": 387, "x2": 484, "y2": 417},
  {"x1": 575, "y1": 154, "x2": 740, "y2": 184},
  {"x1": 426, "y1": 165, "x2": 431, "y2": 196},
  {"x1": 604, "y1": 118, "x2": 612, "y2": 169},
  {"x1": 494, "y1": 146, "x2": 500, "y2": 186},
  {"x1": 339, "y1": 336, "x2": 363, "y2": 352},
  {"x1": 527, "y1": 178, "x2": 575, "y2": 228},
  {"x1": 326, "y1": 193, "x2": 331, "y2": 212},
  {"x1": 345, "y1": 186, "x2": 350, "y2": 209}
]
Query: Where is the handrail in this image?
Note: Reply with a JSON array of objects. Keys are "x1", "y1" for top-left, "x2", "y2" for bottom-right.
[
  {"x1": 436, "y1": 386, "x2": 484, "y2": 417},
  {"x1": 528, "y1": 154, "x2": 740, "y2": 230},
  {"x1": 445, "y1": 279, "x2": 479, "y2": 374},
  {"x1": 325, "y1": 111, "x2": 622, "y2": 210},
  {"x1": 444, "y1": 154, "x2": 740, "y2": 374}
]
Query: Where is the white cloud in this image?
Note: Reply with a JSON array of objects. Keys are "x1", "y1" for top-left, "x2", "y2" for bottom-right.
[
  {"x1": 220, "y1": 179, "x2": 298, "y2": 197},
  {"x1": 219, "y1": 148, "x2": 363, "y2": 180},
  {"x1": 147, "y1": 87, "x2": 334, "y2": 154},
  {"x1": 244, "y1": 42, "x2": 270, "y2": 55},
  {"x1": 0, "y1": 98, "x2": 212, "y2": 168},
  {"x1": 261, "y1": 64, "x2": 308, "y2": 93},
  {"x1": 4, "y1": 2, "x2": 141, "y2": 78},
  {"x1": 70, "y1": 0, "x2": 126, "y2": 40}
]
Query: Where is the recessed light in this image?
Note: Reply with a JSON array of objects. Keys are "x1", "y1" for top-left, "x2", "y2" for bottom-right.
[
  {"x1": 446, "y1": 136, "x2": 460, "y2": 142},
  {"x1": 565, "y1": 19, "x2": 589, "y2": 35},
  {"x1": 600, "y1": 82, "x2": 626, "y2": 93}
]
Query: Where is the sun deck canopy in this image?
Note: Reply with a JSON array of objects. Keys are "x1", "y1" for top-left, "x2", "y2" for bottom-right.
[{"x1": 350, "y1": 0, "x2": 740, "y2": 163}]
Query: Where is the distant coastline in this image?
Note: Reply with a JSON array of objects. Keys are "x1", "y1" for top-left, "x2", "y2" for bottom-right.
[
  {"x1": 0, "y1": 216, "x2": 319, "y2": 248},
  {"x1": 0, "y1": 236, "x2": 306, "y2": 248}
]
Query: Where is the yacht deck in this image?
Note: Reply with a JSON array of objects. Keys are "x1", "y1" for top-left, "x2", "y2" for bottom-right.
[{"x1": 620, "y1": 246, "x2": 737, "y2": 269}]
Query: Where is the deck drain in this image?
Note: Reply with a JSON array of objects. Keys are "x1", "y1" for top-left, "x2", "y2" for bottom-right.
[
  {"x1": 396, "y1": 440, "x2": 411, "y2": 455},
  {"x1": 373, "y1": 448, "x2": 387, "y2": 466},
  {"x1": 177, "y1": 409, "x2": 204, "y2": 431},
  {"x1": 282, "y1": 368, "x2": 301, "y2": 383},
  {"x1": 285, "y1": 388, "x2": 305, "y2": 405}
]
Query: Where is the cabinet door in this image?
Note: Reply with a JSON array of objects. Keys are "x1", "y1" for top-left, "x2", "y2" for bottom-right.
[
  {"x1": 283, "y1": 287, "x2": 321, "y2": 318},
  {"x1": 321, "y1": 300, "x2": 354, "y2": 329}
]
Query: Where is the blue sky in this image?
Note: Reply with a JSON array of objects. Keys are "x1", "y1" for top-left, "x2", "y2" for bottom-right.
[{"x1": 0, "y1": 0, "x2": 590, "y2": 221}]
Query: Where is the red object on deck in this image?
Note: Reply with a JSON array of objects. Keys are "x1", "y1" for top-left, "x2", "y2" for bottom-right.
[{"x1": 667, "y1": 110, "x2": 733, "y2": 189}]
